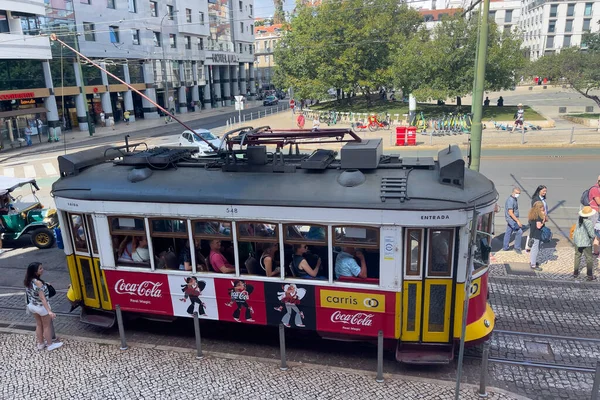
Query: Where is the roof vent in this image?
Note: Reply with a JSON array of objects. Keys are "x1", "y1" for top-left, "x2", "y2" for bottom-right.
[
  {"x1": 128, "y1": 167, "x2": 153, "y2": 183},
  {"x1": 338, "y1": 169, "x2": 366, "y2": 187},
  {"x1": 301, "y1": 149, "x2": 336, "y2": 170},
  {"x1": 438, "y1": 145, "x2": 464, "y2": 189},
  {"x1": 340, "y1": 139, "x2": 382, "y2": 169}
]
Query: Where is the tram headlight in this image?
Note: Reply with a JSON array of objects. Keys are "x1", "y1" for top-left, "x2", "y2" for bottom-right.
[{"x1": 483, "y1": 319, "x2": 490, "y2": 328}]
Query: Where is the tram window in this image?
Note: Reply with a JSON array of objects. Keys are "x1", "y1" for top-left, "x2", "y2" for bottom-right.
[
  {"x1": 285, "y1": 224, "x2": 327, "y2": 243},
  {"x1": 109, "y1": 216, "x2": 150, "y2": 268},
  {"x1": 333, "y1": 226, "x2": 380, "y2": 283},
  {"x1": 69, "y1": 214, "x2": 88, "y2": 253},
  {"x1": 238, "y1": 222, "x2": 277, "y2": 240},
  {"x1": 150, "y1": 219, "x2": 188, "y2": 271},
  {"x1": 405, "y1": 229, "x2": 422, "y2": 276},
  {"x1": 247, "y1": 241, "x2": 280, "y2": 277},
  {"x1": 193, "y1": 221, "x2": 231, "y2": 238},
  {"x1": 474, "y1": 213, "x2": 493, "y2": 272},
  {"x1": 191, "y1": 220, "x2": 234, "y2": 274},
  {"x1": 237, "y1": 222, "x2": 277, "y2": 276},
  {"x1": 428, "y1": 229, "x2": 454, "y2": 276},
  {"x1": 85, "y1": 215, "x2": 98, "y2": 254}
]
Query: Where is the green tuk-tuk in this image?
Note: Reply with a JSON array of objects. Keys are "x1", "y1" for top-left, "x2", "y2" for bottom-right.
[{"x1": 0, "y1": 177, "x2": 57, "y2": 249}]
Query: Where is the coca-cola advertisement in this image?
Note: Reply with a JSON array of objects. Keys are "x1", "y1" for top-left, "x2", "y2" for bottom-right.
[
  {"x1": 105, "y1": 270, "x2": 173, "y2": 315},
  {"x1": 214, "y1": 278, "x2": 267, "y2": 325},
  {"x1": 316, "y1": 287, "x2": 396, "y2": 338},
  {"x1": 264, "y1": 282, "x2": 316, "y2": 330},
  {"x1": 168, "y1": 276, "x2": 219, "y2": 320}
]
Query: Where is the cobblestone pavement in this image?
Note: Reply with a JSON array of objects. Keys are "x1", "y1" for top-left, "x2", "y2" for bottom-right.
[{"x1": 0, "y1": 331, "x2": 523, "y2": 400}]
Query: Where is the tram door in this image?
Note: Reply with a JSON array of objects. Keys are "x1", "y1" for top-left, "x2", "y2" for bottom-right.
[
  {"x1": 67, "y1": 213, "x2": 112, "y2": 310},
  {"x1": 402, "y1": 228, "x2": 455, "y2": 343}
]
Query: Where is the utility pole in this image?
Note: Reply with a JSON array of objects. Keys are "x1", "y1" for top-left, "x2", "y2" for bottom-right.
[
  {"x1": 469, "y1": 0, "x2": 490, "y2": 172},
  {"x1": 161, "y1": 9, "x2": 177, "y2": 113},
  {"x1": 73, "y1": 33, "x2": 94, "y2": 137}
]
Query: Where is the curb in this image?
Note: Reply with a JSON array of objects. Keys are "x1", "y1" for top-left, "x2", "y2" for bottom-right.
[{"x1": 0, "y1": 325, "x2": 530, "y2": 400}]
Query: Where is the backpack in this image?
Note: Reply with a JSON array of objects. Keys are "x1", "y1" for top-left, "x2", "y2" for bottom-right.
[
  {"x1": 581, "y1": 186, "x2": 594, "y2": 206},
  {"x1": 541, "y1": 226, "x2": 552, "y2": 243}
]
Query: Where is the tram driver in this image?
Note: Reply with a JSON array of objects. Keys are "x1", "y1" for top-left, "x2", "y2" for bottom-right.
[
  {"x1": 209, "y1": 239, "x2": 235, "y2": 273},
  {"x1": 334, "y1": 247, "x2": 368, "y2": 279}
]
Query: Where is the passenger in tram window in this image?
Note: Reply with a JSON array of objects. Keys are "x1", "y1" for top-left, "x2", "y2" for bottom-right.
[
  {"x1": 131, "y1": 236, "x2": 150, "y2": 263},
  {"x1": 260, "y1": 242, "x2": 280, "y2": 277},
  {"x1": 117, "y1": 236, "x2": 149, "y2": 264},
  {"x1": 334, "y1": 247, "x2": 367, "y2": 279},
  {"x1": 291, "y1": 244, "x2": 322, "y2": 279},
  {"x1": 209, "y1": 239, "x2": 235, "y2": 273},
  {"x1": 306, "y1": 226, "x2": 325, "y2": 241},
  {"x1": 156, "y1": 250, "x2": 179, "y2": 270},
  {"x1": 181, "y1": 239, "x2": 207, "y2": 271},
  {"x1": 430, "y1": 233, "x2": 450, "y2": 272}
]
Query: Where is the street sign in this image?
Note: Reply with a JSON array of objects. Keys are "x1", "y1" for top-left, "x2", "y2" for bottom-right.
[
  {"x1": 235, "y1": 95, "x2": 244, "y2": 111},
  {"x1": 235, "y1": 95, "x2": 244, "y2": 103}
]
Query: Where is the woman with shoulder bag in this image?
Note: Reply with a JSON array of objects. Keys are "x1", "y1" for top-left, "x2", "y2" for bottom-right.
[
  {"x1": 573, "y1": 206, "x2": 598, "y2": 281},
  {"x1": 526, "y1": 185, "x2": 548, "y2": 252},
  {"x1": 528, "y1": 201, "x2": 545, "y2": 271},
  {"x1": 24, "y1": 262, "x2": 63, "y2": 351}
]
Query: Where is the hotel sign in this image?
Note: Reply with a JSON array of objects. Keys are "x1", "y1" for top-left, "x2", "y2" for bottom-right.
[
  {"x1": 210, "y1": 53, "x2": 239, "y2": 64},
  {"x1": 0, "y1": 92, "x2": 35, "y2": 101}
]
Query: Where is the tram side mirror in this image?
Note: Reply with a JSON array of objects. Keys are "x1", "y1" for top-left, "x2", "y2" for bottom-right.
[{"x1": 438, "y1": 145, "x2": 464, "y2": 189}]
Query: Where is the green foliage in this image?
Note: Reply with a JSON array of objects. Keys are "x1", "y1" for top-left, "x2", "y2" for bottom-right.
[
  {"x1": 390, "y1": 15, "x2": 526, "y2": 102},
  {"x1": 254, "y1": 19, "x2": 272, "y2": 27},
  {"x1": 273, "y1": 0, "x2": 423, "y2": 102},
  {"x1": 582, "y1": 30, "x2": 600, "y2": 53},
  {"x1": 529, "y1": 47, "x2": 600, "y2": 107}
]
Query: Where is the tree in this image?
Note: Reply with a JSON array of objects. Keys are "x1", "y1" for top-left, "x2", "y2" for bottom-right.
[
  {"x1": 390, "y1": 15, "x2": 526, "y2": 103},
  {"x1": 273, "y1": 0, "x2": 423, "y2": 104},
  {"x1": 273, "y1": 0, "x2": 285, "y2": 24},
  {"x1": 529, "y1": 47, "x2": 600, "y2": 108},
  {"x1": 582, "y1": 28, "x2": 600, "y2": 52}
]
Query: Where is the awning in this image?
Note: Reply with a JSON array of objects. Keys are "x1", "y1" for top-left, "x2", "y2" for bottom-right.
[{"x1": 0, "y1": 107, "x2": 48, "y2": 119}]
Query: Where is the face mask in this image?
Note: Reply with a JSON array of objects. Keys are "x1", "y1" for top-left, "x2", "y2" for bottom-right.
[{"x1": 514, "y1": 193, "x2": 520, "y2": 198}]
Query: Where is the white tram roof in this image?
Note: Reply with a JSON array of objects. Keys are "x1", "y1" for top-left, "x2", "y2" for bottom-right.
[{"x1": 52, "y1": 139, "x2": 497, "y2": 212}]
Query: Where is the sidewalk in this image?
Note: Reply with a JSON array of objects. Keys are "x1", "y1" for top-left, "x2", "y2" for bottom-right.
[
  {"x1": 0, "y1": 330, "x2": 525, "y2": 399},
  {"x1": 0, "y1": 100, "x2": 265, "y2": 161}
]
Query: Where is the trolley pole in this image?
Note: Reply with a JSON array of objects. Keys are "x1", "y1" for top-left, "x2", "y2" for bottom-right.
[
  {"x1": 468, "y1": 0, "x2": 490, "y2": 172},
  {"x1": 454, "y1": 208, "x2": 479, "y2": 400}
]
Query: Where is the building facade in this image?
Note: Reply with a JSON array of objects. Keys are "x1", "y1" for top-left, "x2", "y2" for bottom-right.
[{"x1": 253, "y1": 23, "x2": 283, "y2": 90}]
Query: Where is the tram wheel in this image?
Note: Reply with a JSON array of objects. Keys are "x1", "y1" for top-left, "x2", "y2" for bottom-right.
[{"x1": 31, "y1": 228, "x2": 56, "y2": 249}]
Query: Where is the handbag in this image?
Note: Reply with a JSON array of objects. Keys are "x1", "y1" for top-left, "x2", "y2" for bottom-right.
[
  {"x1": 46, "y1": 284, "x2": 57, "y2": 298},
  {"x1": 540, "y1": 226, "x2": 552, "y2": 243}
]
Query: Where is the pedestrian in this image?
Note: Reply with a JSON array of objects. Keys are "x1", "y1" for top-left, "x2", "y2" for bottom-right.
[
  {"x1": 123, "y1": 110, "x2": 130, "y2": 125},
  {"x1": 311, "y1": 115, "x2": 320, "y2": 131},
  {"x1": 36, "y1": 118, "x2": 45, "y2": 140},
  {"x1": 484, "y1": 97, "x2": 490, "y2": 107},
  {"x1": 100, "y1": 111, "x2": 106, "y2": 127},
  {"x1": 24, "y1": 124, "x2": 32, "y2": 146},
  {"x1": 511, "y1": 103, "x2": 525, "y2": 134},
  {"x1": 528, "y1": 201, "x2": 545, "y2": 271},
  {"x1": 526, "y1": 185, "x2": 548, "y2": 252},
  {"x1": 289, "y1": 98, "x2": 296, "y2": 114},
  {"x1": 24, "y1": 262, "x2": 63, "y2": 351},
  {"x1": 502, "y1": 187, "x2": 523, "y2": 254},
  {"x1": 497, "y1": 96, "x2": 504, "y2": 107},
  {"x1": 573, "y1": 206, "x2": 598, "y2": 281},
  {"x1": 297, "y1": 114, "x2": 305, "y2": 129},
  {"x1": 585, "y1": 175, "x2": 600, "y2": 255}
]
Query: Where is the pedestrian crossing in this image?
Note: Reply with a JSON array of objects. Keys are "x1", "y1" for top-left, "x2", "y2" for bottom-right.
[{"x1": 1, "y1": 162, "x2": 59, "y2": 179}]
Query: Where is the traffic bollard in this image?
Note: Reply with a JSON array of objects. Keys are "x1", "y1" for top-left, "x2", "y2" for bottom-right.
[
  {"x1": 251, "y1": 112, "x2": 253, "y2": 120},
  {"x1": 279, "y1": 323, "x2": 288, "y2": 371},
  {"x1": 115, "y1": 305, "x2": 128, "y2": 351},
  {"x1": 592, "y1": 361, "x2": 600, "y2": 400},
  {"x1": 376, "y1": 330, "x2": 384, "y2": 383},
  {"x1": 478, "y1": 341, "x2": 490, "y2": 398},
  {"x1": 570, "y1": 127, "x2": 575, "y2": 144},
  {"x1": 521, "y1": 129, "x2": 525, "y2": 145},
  {"x1": 193, "y1": 312, "x2": 203, "y2": 359},
  {"x1": 430, "y1": 130, "x2": 433, "y2": 146}
]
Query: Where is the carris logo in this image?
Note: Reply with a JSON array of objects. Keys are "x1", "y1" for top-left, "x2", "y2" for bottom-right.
[
  {"x1": 330, "y1": 311, "x2": 374, "y2": 326},
  {"x1": 363, "y1": 298, "x2": 379, "y2": 308},
  {"x1": 115, "y1": 279, "x2": 163, "y2": 298}
]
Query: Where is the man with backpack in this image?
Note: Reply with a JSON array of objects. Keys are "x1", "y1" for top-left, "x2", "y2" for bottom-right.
[{"x1": 582, "y1": 176, "x2": 600, "y2": 255}]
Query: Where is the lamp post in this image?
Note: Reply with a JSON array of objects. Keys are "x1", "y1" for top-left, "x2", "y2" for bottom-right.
[{"x1": 160, "y1": 9, "x2": 178, "y2": 113}]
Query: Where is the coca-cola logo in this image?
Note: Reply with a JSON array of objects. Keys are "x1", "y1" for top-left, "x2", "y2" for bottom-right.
[
  {"x1": 330, "y1": 310, "x2": 374, "y2": 326},
  {"x1": 114, "y1": 279, "x2": 163, "y2": 298}
]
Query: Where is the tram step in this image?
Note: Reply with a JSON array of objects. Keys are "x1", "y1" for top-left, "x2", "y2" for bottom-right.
[
  {"x1": 396, "y1": 342, "x2": 454, "y2": 364},
  {"x1": 80, "y1": 307, "x2": 116, "y2": 328}
]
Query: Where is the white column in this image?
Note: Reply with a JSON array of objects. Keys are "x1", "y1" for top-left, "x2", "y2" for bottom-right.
[
  {"x1": 99, "y1": 62, "x2": 113, "y2": 121},
  {"x1": 72, "y1": 61, "x2": 89, "y2": 131},
  {"x1": 232, "y1": 65, "x2": 240, "y2": 97},
  {"x1": 41, "y1": 61, "x2": 61, "y2": 137},
  {"x1": 203, "y1": 65, "x2": 212, "y2": 110},
  {"x1": 249, "y1": 63, "x2": 256, "y2": 98},
  {"x1": 239, "y1": 63, "x2": 247, "y2": 96},
  {"x1": 213, "y1": 66, "x2": 221, "y2": 108},
  {"x1": 122, "y1": 64, "x2": 135, "y2": 122},
  {"x1": 191, "y1": 61, "x2": 200, "y2": 112},
  {"x1": 222, "y1": 65, "x2": 231, "y2": 105},
  {"x1": 178, "y1": 62, "x2": 188, "y2": 113},
  {"x1": 142, "y1": 61, "x2": 160, "y2": 119}
]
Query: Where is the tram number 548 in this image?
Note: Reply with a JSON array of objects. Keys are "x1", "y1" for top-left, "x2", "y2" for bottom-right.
[{"x1": 226, "y1": 207, "x2": 239, "y2": 214}]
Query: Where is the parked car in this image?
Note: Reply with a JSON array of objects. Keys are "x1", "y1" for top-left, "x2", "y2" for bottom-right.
[
  {"x1": 0, "y1": 177, "x2": 58, "y2": 249},
  {"x1": 178, "y1": 129, "x2": 222, "y2": 157},
  {"x1": 263, "y1": 95, "x2": 279, "y2": 106}
]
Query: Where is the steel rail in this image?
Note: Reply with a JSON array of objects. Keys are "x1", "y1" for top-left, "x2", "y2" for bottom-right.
[{"x1": 494, "y1": 329, "x2": 600, "y2": 344}]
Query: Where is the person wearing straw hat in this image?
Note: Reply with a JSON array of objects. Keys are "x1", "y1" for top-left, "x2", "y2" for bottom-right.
[
  {"x1": 573, "y1": 206, "x2": 598, "y2": 281},
  {"x1": 511, "y1": 103, "x2": 525, "y2": 134}
]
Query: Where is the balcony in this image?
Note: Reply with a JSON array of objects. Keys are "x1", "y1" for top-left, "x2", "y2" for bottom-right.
[
  {"x1": 254, "y1": 47, "x2": 272, "y2": 55},
  {"x1": 3, "y1": 0, "x2": 46, "y2": 16},
  {"x1": 0, "y1": 34, "x2": 51, "y2": 59}
]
